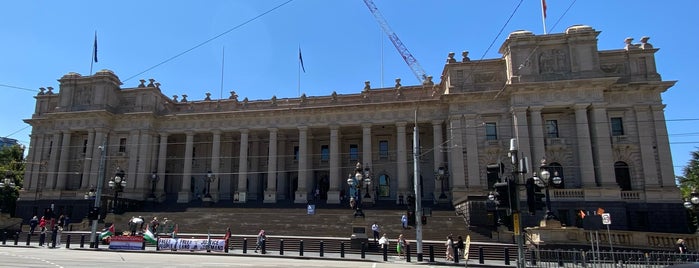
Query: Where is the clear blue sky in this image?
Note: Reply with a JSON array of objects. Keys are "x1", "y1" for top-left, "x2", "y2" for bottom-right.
[{"x1": 1, "y1": 1, "x2": 697, "y2": 178}]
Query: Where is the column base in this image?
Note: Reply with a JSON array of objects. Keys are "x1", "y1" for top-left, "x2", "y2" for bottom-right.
[
  {"x1": 263, "y1": 190, "x2": 277, "y2": 203},
  {"x1": 176, "y1": 191, "x2": 191, "y2": 203},
  {"x1": 326, "y1": 190, "x2": 340, "y2": 204},
  {"x1": 294, "y1": 190, "x2": 308, "y2": 204},
  {"x1": 234, "y1": 191, "x2": 247, "y2": 203}
]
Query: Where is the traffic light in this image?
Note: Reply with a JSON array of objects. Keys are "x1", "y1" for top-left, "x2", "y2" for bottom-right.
[
  {"x1": 87, "y1": 207, "x2": 100, "y2": 221},
  {"x1": 526, "y1": 177, "x2": 545, "y2": 214},
  {"x1": 493, "y1": 179, "x2": 516, "y2": 212}
]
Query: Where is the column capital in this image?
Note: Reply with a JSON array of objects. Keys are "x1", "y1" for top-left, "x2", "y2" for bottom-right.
[
  {"x1": 651, "y1": 104, "x2": 667, "y2": 111},
  {"x1": 529, "y1": 106, "x2": 544, "y2": 112},
  {"x1": 574, "y1": 103, "x2": 590, "y2": 110},
  {"x1": 329, "y1": 124, "x2": 340, "y2": 130},
  {"x1": 297, "y1": 126, "x2": 308, "y2": 132},
  {"x1": 510, "y1": 106, "x2": 528, "y2": 113},
  {"x1": 431, "y1": 120, "x2": 443, "y2": 126},
  {"x1": 395, "y1": 121, "x2": 407, "y2": 128},
  {"x1": 590, "y1": 102, "x2": 608, "y2": 109},
  {"x1": 212, "y1": 129, "x2": 222, "y2": 135},
  {"x1": 361, "y1": 123, "x2": 372, "y2": 129},
  {"x1": 239, "y1": 128, "x2": 249, "y2": 134},
  {"x1": 267, "y1": 127, "x2": 278, "y2": 133}
]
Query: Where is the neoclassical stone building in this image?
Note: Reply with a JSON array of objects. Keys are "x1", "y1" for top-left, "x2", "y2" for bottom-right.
[{"x1": 18, "y1": 25, "x2": 685, "y2": 232}]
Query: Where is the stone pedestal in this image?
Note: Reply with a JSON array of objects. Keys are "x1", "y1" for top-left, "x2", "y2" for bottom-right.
[
  {"x1": 263, "y1": 190, "x2": 277, "y2": 203},
  {"x1": 176, "y1": 191, "x2": 191, "y2": 203}
]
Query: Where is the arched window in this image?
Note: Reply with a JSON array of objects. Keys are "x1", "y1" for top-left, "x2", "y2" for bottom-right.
[
  {"x1": 614, "y1": 161, "x2": 632, "y2": 191},
  {"x1": 549, "y1": 162, "x2": 565, "y2": 189},
  {"x1": 378, "y1": 174, "x2": 390, "y2": 197}
]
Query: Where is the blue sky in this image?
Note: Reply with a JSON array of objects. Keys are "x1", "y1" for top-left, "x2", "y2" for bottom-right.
[{"x1": 1, "y1": 0, "x2": 697, "y2": 177}]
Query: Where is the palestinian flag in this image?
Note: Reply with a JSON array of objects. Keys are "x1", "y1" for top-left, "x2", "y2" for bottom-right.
[
  {"x1": 144, "y1": 225, "x2": 157, "y2": 244},
  {"x1": 99, "y1": 223, "x2": 115, "y2": 240}
]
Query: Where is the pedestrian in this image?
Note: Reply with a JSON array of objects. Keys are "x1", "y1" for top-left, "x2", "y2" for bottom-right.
[
  {"x1": 39, "y1": 226, "x2": 47, "y2": 246},
  {"x1": 39, "y1": 216, "x2": 47, "y2": 231},
  {"x1": 29, "y1": 216, "x2": 39, "y2": 235},
  {"x1": 456, "y1": 235, "x2": 465, "y2": 258},
  {"x1": 445, "y1": 235, "x2": 454, "y2": 261},
  {"x1": 56, "y1": 214, "x2": 65, "y2": 229},
  {"x1": 371, "y1": 222, "x2": 380, "y2": 242},
  {"x1": 55, "y1": 224, "x2": 63, "y2": 247},
  {"x1": 255, "y1": 229, "x2": 266, "y2": 253},
  {"x1": 150, "y1": 217, "x2": 160, "y2": 234},
  {"x1": 378, "y1": 233, "x2": 389, "y2": 250},
  {"x1": 401, "y1": 214, "x2": 408, "y2": 229},
  {"x1": 396, "y1": 234, "x2": 408, "y2": 258},
  {"x1": 677, "y1": 238, "x2": 688, "y2": 253}
]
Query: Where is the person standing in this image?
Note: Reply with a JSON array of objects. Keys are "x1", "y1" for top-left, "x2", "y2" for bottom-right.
[
  {"x1": 401, "y1": 214, "x2": 408, "y2": 229},
  {"x1": 456, "y1": 235, "x2": 465, "y2": 258},
  {"x1": 371, "y1": 222, "x2": 380, "y2": 242},
  {"x1": 445, "y1": 235, "x2": 454, "y2": 261},
  {"x1": 29, "y1": 216, "x2": 39, "y2": 235},
  {"x1": 255, "y1": 229, "x2": 266, "y2": 253},
  {"x1": 677, "y1": 238, "x2": 688, "y2": 253},
  {"x1": 378, "y1": 233, "x2": 389, "y2": 250}
]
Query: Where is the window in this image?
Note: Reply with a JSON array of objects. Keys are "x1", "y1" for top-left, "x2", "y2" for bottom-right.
[
  {"x1": 118, "y1": 138, "x2": 127, "y2": 153},
  {"x1": 549, "y1": 162, "x2": 564, "y2": 189},
  {"x1": 485, "y1": 123, "x2": 498, "y2": 140},
  {"x1": 378, "y1": 174, "x2": 390, "y2": 197},
  {"x1": 545, "y1": 120, "x2": 559, "y2": 138},
  {"x1": 614, "y1": 161, "x2": 632, "y2": 191},
  {"x1": 611, "y1": 117, "x2": 624, "y2": 136},
  {"x1": 379, "y1": 140, "x2": 389, "y2": 159},
  {"x1": 349, "y1": 144, "x2": 359, "y2": 161},
  {"x1": 320, "y1": 145, "x2": 329, "y2": 162},
  {"x1": 293, "y1": 146, "x2": 299, "y2": 161}
]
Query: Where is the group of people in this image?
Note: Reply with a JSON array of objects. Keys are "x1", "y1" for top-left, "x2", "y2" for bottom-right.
[
  {"x1": 444, "y1": 234, "x2": 465, "y2": 261},
  {"x1": 27, "y1": 214, "x2": 70, "y2": 247}
]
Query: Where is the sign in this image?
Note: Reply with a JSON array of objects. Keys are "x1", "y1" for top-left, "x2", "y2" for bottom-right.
[
  {"x1": 601, "y1": 213, "x2": 611, "y2": 225},
  {"x1": 157, "y1": 238, "x2": 227, "y2": 252},
  {"x1": 512, "y1": 212, "x2": 520, "y2": 235},
  {"x1": 464, "y1": 235, "x2": 471, "y2": 261},
  {"x1": 109, "y1": 236, "x2": 144, "y2": 250}
]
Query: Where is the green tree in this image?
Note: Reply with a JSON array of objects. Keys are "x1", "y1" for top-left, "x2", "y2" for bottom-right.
[
  {"x1": 0, "y1": 144, "x2": 25, "y2": 216},
  {"x1": 678, "y1": 149, "x2": 699, "y2": 233}
]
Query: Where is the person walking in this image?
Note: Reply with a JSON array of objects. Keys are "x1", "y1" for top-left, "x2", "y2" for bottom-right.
[
  {"x1": 378, "y1": 233, "x2": 390, "y2": 250},
  {"x1": 29, "y1": 216, "x2": 39, "y2": 235},
  {"x1": 371, "y1": 222, "x2": 380, "y2": 242},
  {"x1": 456, "y1": 235, "x2": 465, "y2": 258},
  {"x1": 445, "y1": 235, "x2": 454, "y2": 261},
  {"x1": 254, "y1": 229, "x2": 266, "y2": 254},
  {"x1": 396, "y1": 234, "x2": 408, "y2": 258},
  {"x1": 401, "y1": 214, "x2": 408, "y2": 229}
]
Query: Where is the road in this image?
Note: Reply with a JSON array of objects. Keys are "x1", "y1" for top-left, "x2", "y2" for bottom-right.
[{"x1": 0, "y1": 246, "x2": 460, "y2": 268}]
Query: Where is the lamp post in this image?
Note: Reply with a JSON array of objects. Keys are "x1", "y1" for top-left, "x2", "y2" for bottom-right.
[
  {"x1": 203, "y1": 171, "x2": 215, "y2": 198},
  {"x1": 84, "y1": 186, "x2": 96, "y2": 200},
  {"x1": 109, "y1": 168, "x2": 126, "y2": 213},
  {"x1": 149, "y1": 171, "x2": 159, "y2": 199},
  {"x1": 347, "y1": 162, "x2": 366, "y2": 217},
  {"x1": 435, "y1": 166, "x2": 448, "y2": 199},
  {"x1": 532, "y1": 160, "x2": 562, "y2": 221}
]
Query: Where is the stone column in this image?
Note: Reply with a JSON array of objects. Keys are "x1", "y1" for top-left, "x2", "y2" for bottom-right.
[
  {"x1": 210, "y1": 130, "x2": 221, "y2": 202},
  {"x1": 88, "y1": 130, "x2": 107, "y2": 190},
  {"x1": 448, "y1": 116, "x2": 467, "y2": 200},
  {"x1": 396, "y1": 121, "x2": 409, "y2": 203},
  {"x1": 156, "y1": 133, "x2": 168, "y2": 199},
  {"x1": 327, "y1": 125, "x2": 341, "y2": 204},
  {"x1": 464, "y1": 116, "x2": 480, "y2": 189},
  {"x1": 295, "y1": 126, "x2": 309, "y2": 203},
  {"x1": 55, "y1": 131, "x2": 72, "y2": 190},
  {"x1": 46, "y1": 132, "x2": 61, "y2": 190},
  {"x1": 432, "y1": 120, "x2": 444, "y2": 201},
  {"x1": 79, "y1": 130, "x2": 95, "y2": 189},
  {"x1": 362, "y1": 123, "x2": 373, "y2": 203},
  {"x1": 220, "y1": 133, "x2": 233, "y2": 200},
  {"x1": 264, "y1": 128, "x2": 278, "y2": 203},
  {"x1": 634, "y1": 105, "x2": 659, "y2": 188},
  {"x1": 26, "y1": 134, "x2": 40, "y2": 191},
  {"x1": 126, "y1": 130, "x2": 140, "y2": 192},
  {"x1": 136, "y1": 131, "x2": 151, "y2": 194},
  {"x1": 574, "y1": 104, "x2": 596, "y2": 187},
  {"x1": 177, "y1": 132, "x2": 194, "y2": 203},
  {"x1": 236, "y1": 129, "x2": 249, "y2": 203},
  {"x1": 512, "y1": 107, "x2": 532, "y2": 173},
  {"x1": 277, "y1": 136, "x2": 288, "y2": 200},
  {"x1": 590, "y1": 104, "x2": 615, "y2": 187},
  {"x1": 529, "y1": 106, "x2": 546, "y2": 164},
  {"x1": 652, "y1": 105, "x2": 675, "y2": 187}
]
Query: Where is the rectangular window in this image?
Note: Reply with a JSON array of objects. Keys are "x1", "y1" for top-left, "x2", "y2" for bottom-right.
[
  {"x1": 119, "y1": 138, "x2": 127, "y2": 153},
  {"x1": 379, "y1": 140, "x2": 389, "y2": 159},
  {"x1": 611, "y1": 117, "x2": 624, "y2": 136},
  {"x1": 485, "y1": 123, "x2": 498, "y2": 140},
  {"x1": 545, "y1": 120, "x2": 559, "y2": 138},
  {"x1": 349, "y1": 144, "x2": 359, "y2": 161},
  {"x1": 293, "y1": 146, "x2": 299, "y2": 161},
  {"x1": 320, "y1": 145, "x2": 329, "y2": 162}
]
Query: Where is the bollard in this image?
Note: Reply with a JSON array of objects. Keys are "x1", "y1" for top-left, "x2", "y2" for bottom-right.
[
  {"x1": 66, "y1": 235, "x2": 71, "y2": 248},
  {"x1": 429, "y1": 245, "x2": 434, "y2": 262},
  {"x1": 14, "y1": 232, "x2": 19, "y2": 245},
  {"x1": 26, "y1": 233, "x2": 31, "y2": 246},
  {"x1": 243, "y1": 238, "x2": 248, "y2": 254},
  {"x1": 95, "y1": 237, "x2": 99, "y2": 249},
  {"x1": 504, "y1": 248, "x2": 510, "y2": 265},
  {"x1": 280, "y1": 239, "x2": 284, "y2": 255},
  {"x1": 142, "y1": 240, "x2": 146, "y2": 250},
  {"x1": 406, "y1": 244, "x2": 411, "y2": 262},
  {"x1": 361, "y1": 242, "x2": 366, "y2": 259},
  {"x1": 454, "y1": 245, "x2": 459, "y2": 264},
  {"x1": 80, "y1": 235, "x2": 85, "y2": 248},
  {"x1": 478, "y1": 246, "x2": 484, "y2": 264},
  {"x1": 320, "y1": 241, "x2": 324, "y2": 257},
  {"x1": 383, "y1": 243, "x2": 388, "y2": 261},
  {"x1": 341, "y1": 242, "x2": 345, "y2": 258},
  {"x1": 2, "y1": 231, "x2": 6, "y2": 245},
  {"x1": 39, "y1": 232, "x2": 45, "y2": 247},
  {"x1": 262, "y1": 239, "x2": 266, "y2": 254},
  {"x1": 557, "y1": 250, "x2": 564, "y2": 267},
  {"x1": 299, "y1": 240, "x2": 304, "y2": 256}
]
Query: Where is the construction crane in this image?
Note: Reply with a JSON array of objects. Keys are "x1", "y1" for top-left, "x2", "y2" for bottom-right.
[{"x1": 363, "y1": 0, "x2": 428, "y2": 84}]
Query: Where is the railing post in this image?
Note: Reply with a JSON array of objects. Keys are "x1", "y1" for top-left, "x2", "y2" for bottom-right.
[
  {"x1": 39, "y1": 232, "x2": 45, "y2": 247},
  {"x1": 505, "y1": 247, "x2": 510, "y2": 265},
  {"x1": 531, "y1": 249, "x2": 538, "y2": 266},
  {"x1": 361, "y1": 242, "x2": 366, "y2": 259},
  {"x1": 406, "y1": 244, "x2": 411, "y2": 262},
  {"x1": 557, "y1": 250, "x2": 564, "y2": 267},
  {"x1": 299, "y1": 240, "x2": 304, "y2": 256},
  {"x1": 383, "y1": 243, "x2": 388, "y2": 261},
  {"x1": 341, "y1": 241, "x2": 345, "y2": 258},
  {"x1": 2, "y1": 231, "x2": 6, "y2": 245},
  {"x1": 26, "y1": 233, "x2": 31, "y2": 246},
  {"x1": 66, "y1": 234, "x2": 71, "y2": 248},
  {"x1": 243, "y1": 238, "x2": 248, "y2": 253},
  {"x1": 319, "y1": 241, "x2": 324, "y2": 257},
  {"x1": 479, "y1": 246, "x2": 484, "y2": 264},
  {"x1": 13, "y1": 232, "x2": 19, "y2": 245},
  {"x1": 80, "y1": 235, "x2": 85, "y2": 248},
  {"x1": 454, "y1": 245, "x2": 459, "y2": 264},
  {"x1": 429, "y1": 245, "x2": 434, "y2": 262},
  {"x1": 280, "y1": 239, "x2": 284, "y2": 255}
]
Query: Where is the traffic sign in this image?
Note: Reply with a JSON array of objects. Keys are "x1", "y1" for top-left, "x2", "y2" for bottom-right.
[{"x1": 601, "y1": 213, "x2": 611, "y2": 225}]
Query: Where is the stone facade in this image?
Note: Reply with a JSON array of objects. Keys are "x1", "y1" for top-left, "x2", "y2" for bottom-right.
[{"x1": 17, "y1": 25, "x2": 685, "y2": 233}]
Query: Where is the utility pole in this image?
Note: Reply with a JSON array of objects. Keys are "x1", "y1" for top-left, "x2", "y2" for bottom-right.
[
  {"x1": 89, "y1": 139, "x2": 107, "y2": 248},
  {"x1": 508, "y1": 138, "x2": 526, "y2": 268},
  {"x1": 413, "y1": 109, "x2": 424, "y2": 261}
]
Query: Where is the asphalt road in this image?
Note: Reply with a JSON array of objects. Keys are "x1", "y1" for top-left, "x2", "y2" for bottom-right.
[{"x1": 0, "y1": 246, "x2": 460, "y2": 268}]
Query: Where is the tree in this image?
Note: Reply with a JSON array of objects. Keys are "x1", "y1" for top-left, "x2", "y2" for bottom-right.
[
  {"x1": 0, "y1": 144, "x2": 25, "y2": 216},
  {"x1": 677, "y1": 149, "x2": 699, "y2": 233}
]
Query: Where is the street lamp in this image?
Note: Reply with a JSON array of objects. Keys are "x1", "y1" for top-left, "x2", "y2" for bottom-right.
[
  {"x1": 203, "y1": 171, "x2": 215, "y2": 198},
  {"x1": 683, "y1": 191, "x2": 699, "y2": 233},
  {"x1": 363, "y1": 166, "x2": 372, "y2": 199},
  {"x1": 435, "y1": 166, "x2": 448, "y2": 199},
  {"x1": 84, "y1": 186, "x2": 96, "y2": 200},
  {"x1": 347, "y1": 162, "x2": 366, "y2": 217},
  {"x1": 149, "y1": 171, "x2": 159, "y2": 199},
  {"x1": 532, "y1": 160, "x2": 562, "y2": 221},
  {"x1": 108, "y1": 168, "x2": 126, "y2": 213},
  {"x1": 1, "y1": 171, "x2": 15, "y2": 188}
]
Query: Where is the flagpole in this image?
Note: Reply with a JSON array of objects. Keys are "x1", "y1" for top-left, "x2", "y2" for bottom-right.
[
  {"x1": 220, "y1": 46, "x2": 225, "y2": 99},
  {"x1": 541, "y1": 0, "x2": 548, "y2": 34},
  {"x1": 298, "y1": 45, "x2": 301, "y2": 97}
]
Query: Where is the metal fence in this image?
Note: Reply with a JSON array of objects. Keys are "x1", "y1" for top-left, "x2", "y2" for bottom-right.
[{"x1": 529, "y1": 249, "x2": 699, "y2": 268}]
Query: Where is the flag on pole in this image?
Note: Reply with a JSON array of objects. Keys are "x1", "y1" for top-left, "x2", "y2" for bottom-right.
[
  {"x1": 541, "y1": 0, "x2": 548, "y2": 19},
  {"x1": 93, "y1": 32, "x2": 98, "y2": 63},
  {"x1": 144, "y1": 224, "x2": 157, "y2": 244},
  {"x1": 579, "y1": 210, "x2": 586, "y2": 219},
  {"x1": 172, "y1": 223, "x2": 178, "y2": 238},
  {"x1": 299, "y1": 48, "x2": 306, "y2": 73},
  {"x1": 597, "y1": 207, "x2": 605, "y2": 215},
  {"x1": 99, "y1": 223, "x2": 114, "y2": 240},
  {"x1": 224, "y1": 227, "x2": 231, "y2": 240}
]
